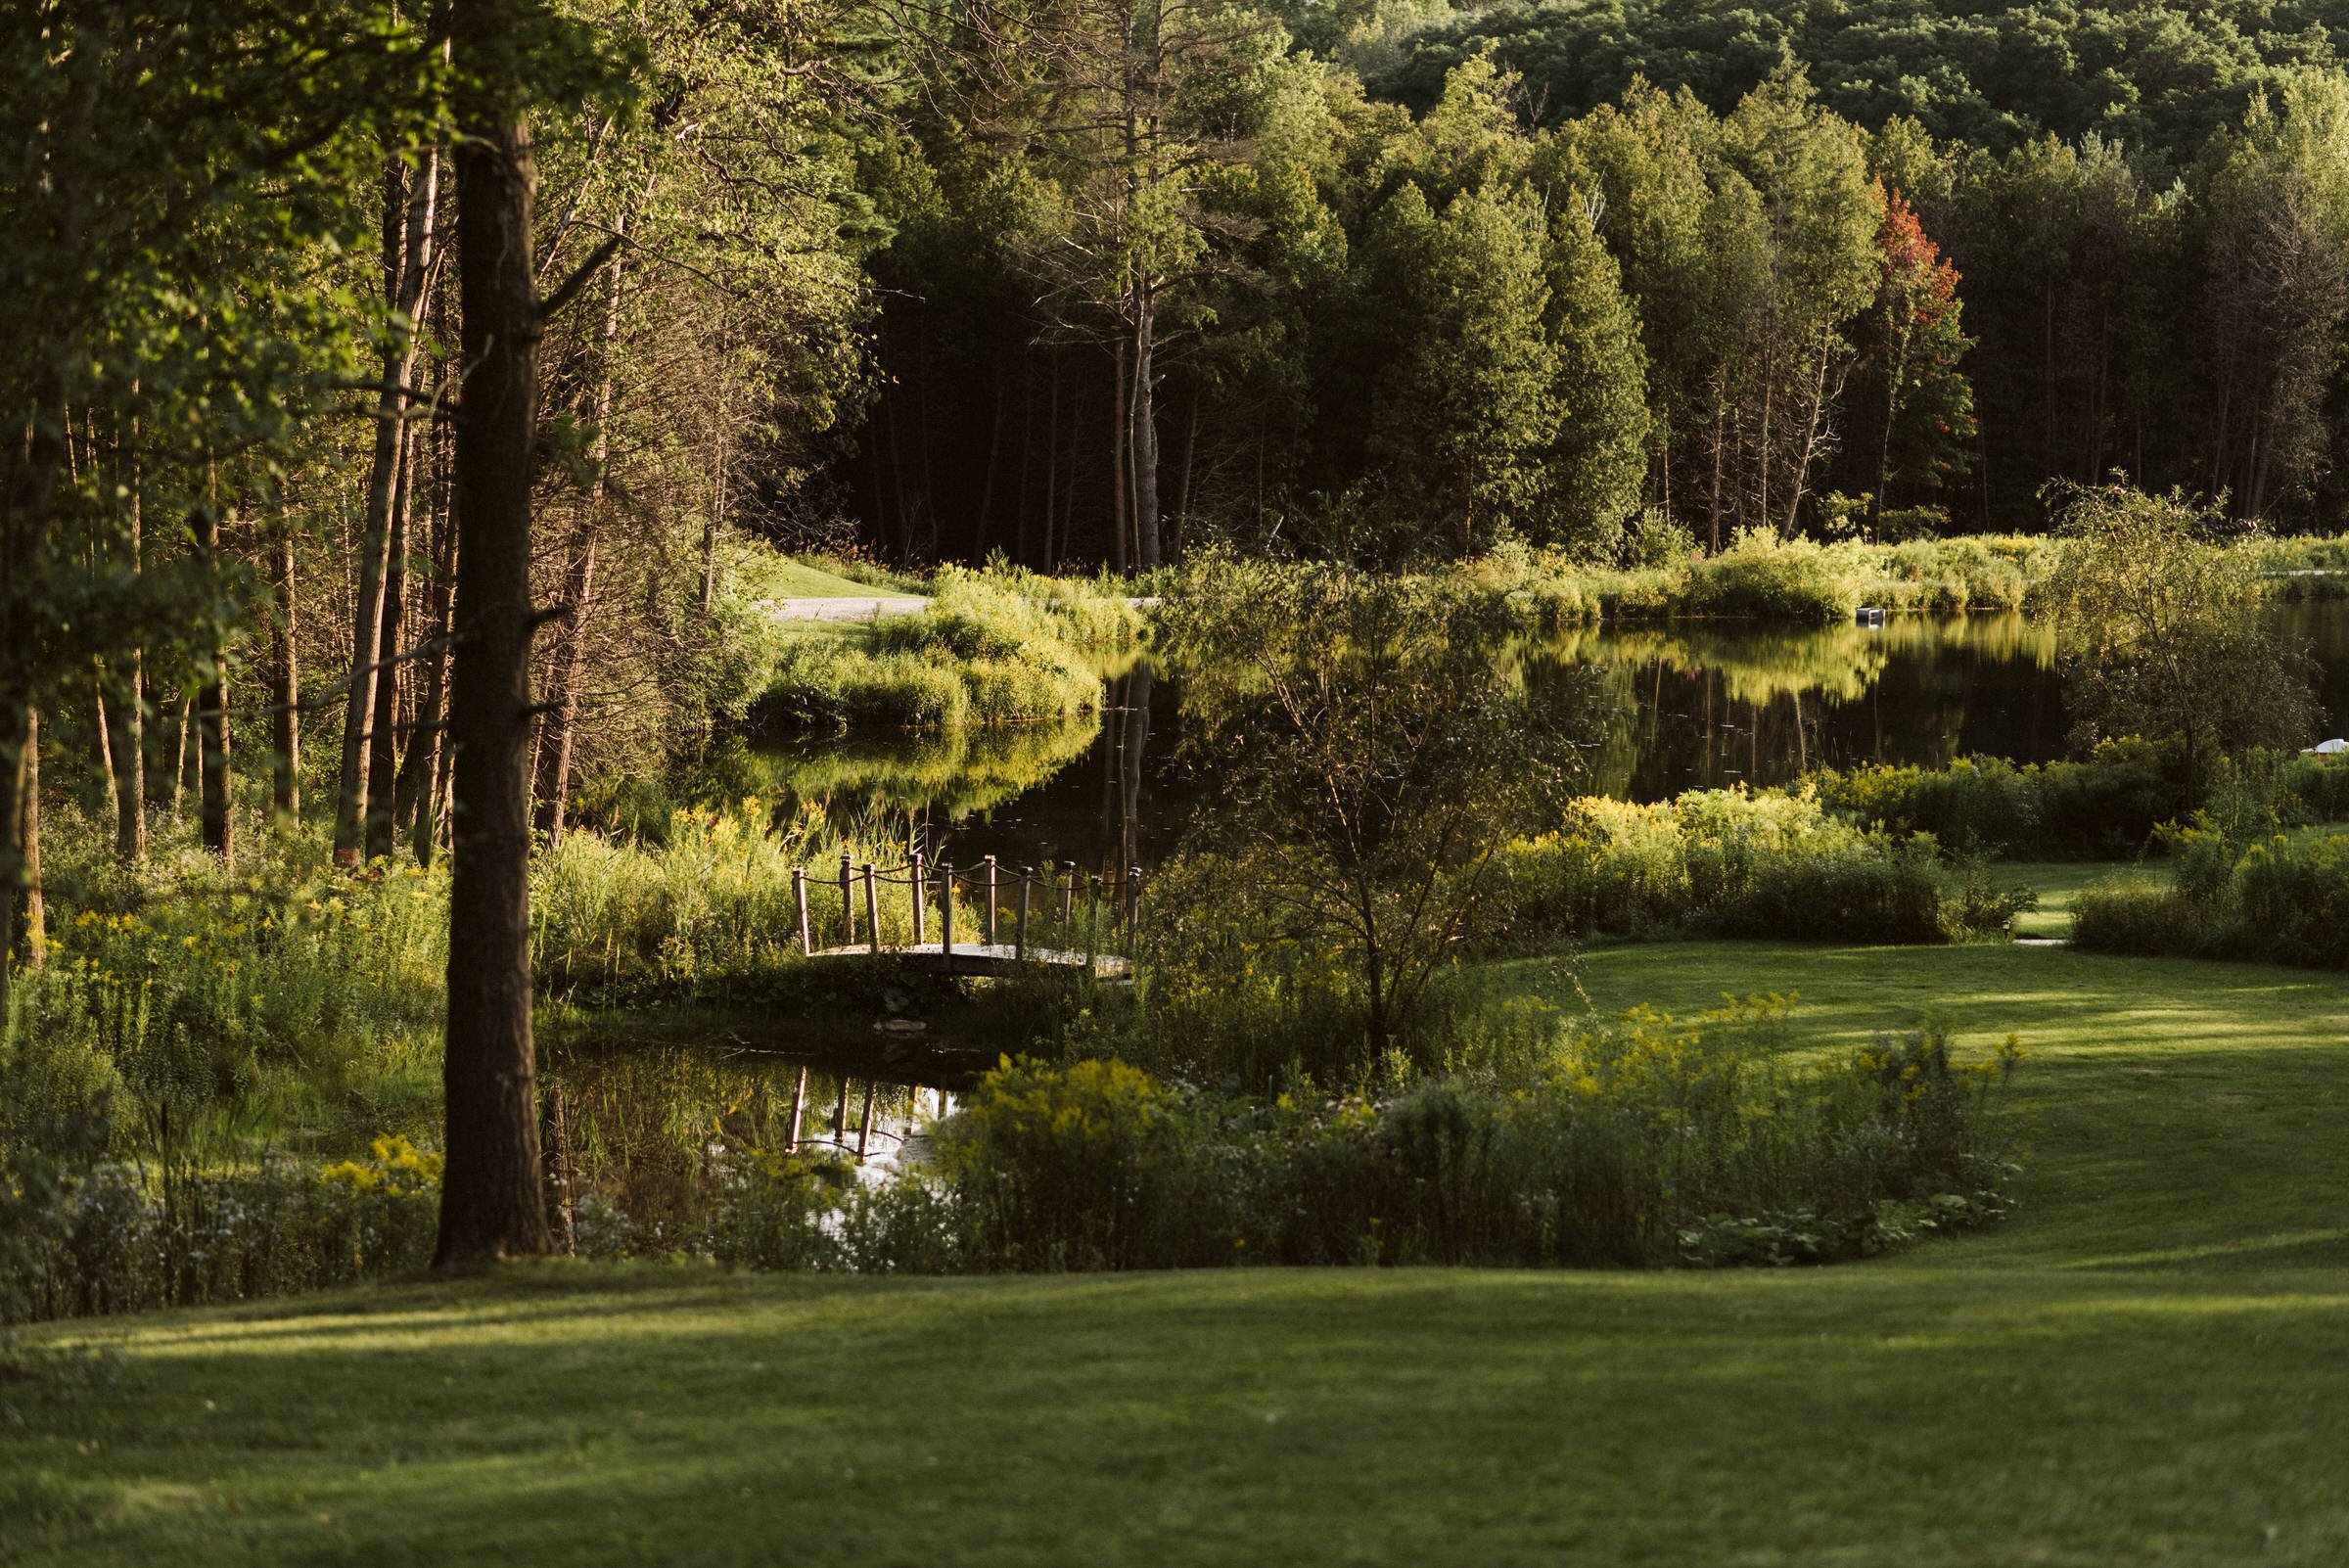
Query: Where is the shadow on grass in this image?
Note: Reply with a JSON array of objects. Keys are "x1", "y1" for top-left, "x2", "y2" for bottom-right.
[{"x1": 14, "y1": 1263, "x2": 2349, "y2": 1566}]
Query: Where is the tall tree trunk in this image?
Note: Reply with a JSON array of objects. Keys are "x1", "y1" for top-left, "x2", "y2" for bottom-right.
[
  {"x1": 20, "y1": 709, "x2": 41, "y2": 973},
  {"x1": 337, "y1": 147, "x2": 441, "y2": 864},
  {"x1": 1130, "y1": 284, "x2": 1161, "y2": 570},
  {"x1": 1111, "y1": 340, "x2": 1130, "y2": 574},
  {"x1": 701, "y1": 369, "x2": 722, "y2": 611},
  {"x1": 536, "y1": 213, "x2": 625, "y2": 845},
  {"x1": 365, "y1": 429, "x2": 414, "y2": 857},
  {"x1": 270, "y1": 518, "x2": 300, "y2": 820},
  {"x1": 109, "y1": 405, "x2": 146, "y2": 862},
  {"x1": 0, "y1": 410, "x2": 65, "y2": 1002},
  {"x1": 93, "y1": 669, "x2": 119, "y2": 832},
  {"x1": 1875, "y1": 325, "x2": 1911, "y2": 528},
  {"x1": 1041, "y1": 354, "x2": 1061, "y2": 568},
  {"x1": 532, "y1": 530, "x2": 594, "y2": 844},
  {"x1": 975, "y1": 356, "x2": 1008, "y2": 555},
  {"x1": 398, "y1": 405, "x2": 455, "y2": 862},
  {"x1": 1014, "y1": 346, "x2": 1036, "y2": 567},
  {"x1": 1174, "y1": 390, "x2": 1197, "y2": 555},
  {"x1": 436, "y1": 75, "x2": 551, "y2": 1266},
  {"x1": 196, "y1": 496, "x2": 232, "y2": 860},
  {"x1": 166, "y1": 692, "x2": 190, "y2": 814}
]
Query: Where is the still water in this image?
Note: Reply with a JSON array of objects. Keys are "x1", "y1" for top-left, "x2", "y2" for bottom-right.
[
  {"x1": 550, "y1": 601, "x2": 2349, "y2": 1201},
  {"x1": 758, "y1": 602, "x2": 2349, "y2": 873}
]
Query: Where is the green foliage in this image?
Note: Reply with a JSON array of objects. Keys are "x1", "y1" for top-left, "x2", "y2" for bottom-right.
[
  {"x1": 4, "y1": 1136, "x2": 441, "y2": 1325},
  {"x1": 918, "y1": 1003, "x2": 2019, "y2": 1269},
  {"x1": 1373, "y1": 0, "x2": 2341, "y2": 167},
  {"x1": 1155, "y1": 553, "x2": 1590, "y2": 1072},
  {"x1": 1456, "y1": 530, "x2": 2071, "y2": 628},
  {"x1": 1491, "y1": 786, "x2": 2011, "y2": 945},
  {"x1": 753, "y1": 567, "x2": 1140, "y2": 732},
  {"x1": 1810, "y1": 738, "x2": 2190, "y2": 857},
  {"x1": 1358, "y1": 178, "x2": 1564, "y2": 553},
  {"x1": 1675, "y1": 530, "x2": 1862, "y2": 620},
  {"x1": 2047, "y1": 484, "x2": 2320, "y2": 779},
  {"x1": 530, "y1": 808, "x2": 921, "y2": 1004},
  {"x1": 2073, "y1": 826, "x2": 2349, "y2": 969}
]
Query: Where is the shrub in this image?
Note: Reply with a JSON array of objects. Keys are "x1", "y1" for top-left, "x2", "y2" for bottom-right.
[
  {"x1": 914, "y1": 1004, "x2": 2022, "y2": 1271},
  {"x1": 6, "y1": 1136, "x2": 441, "y2": 1325},
  {"x1": 1489, "y1": 787, "x2": 1973, "y2": 945},
  {"x1": 756, "y1": 564, "x2": 1140, "y2": 733},
  {"x1": 2070, "y1": 826, "x2": 2349, "y2": 969},
  {"x1": 1680, "y1": 530, "x2": 1859, "y2": 621},
  {"x1": 1810, "y1": 738, "x2": 2187, "y2": 857},
  {"x1": 2273, "y1": 753, "x2": 2349, "y2": 824},
  {"x1": 933, "y1": 1057, "x2": 1201, "y2": 1270},
  {"x1": 2070, "y1": 876, "x2": 2207, "y2": 957},
  {"x1": 1620, "y1": 510, "x2": 1700, "y2": 571}
]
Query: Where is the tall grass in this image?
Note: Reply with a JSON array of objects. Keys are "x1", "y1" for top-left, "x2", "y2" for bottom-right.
[
  {"x1": 753, "y1": 1004, "x2": 2023, "y2": 1271},
  {"x1": 1809, "y1": 739, "x2": 2189, "y2": 858},
  {"x1": 530, "y1": 809, "x2": 927, "y2": 1004},
  {"x1": 2, "y1": 823, "x2": 452, "y2": 1323},
  {"x1": 1463, "y1": 528, "x2": 2334, "y2": 625},
  {"x1": 2072, "y1": 824, "x2": 2349, "y2": 969},
  {"x1": 1813, "y1": 744, "x2": 2349, "y2": 857},
  {"x1": 1489, "y1": 786, "x2": 2023, "y2": 946},
  {"x1": 756, "y1": 565, "x2": 1143, "y2": 732}
]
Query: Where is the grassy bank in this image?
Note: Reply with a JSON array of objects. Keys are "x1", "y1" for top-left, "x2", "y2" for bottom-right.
[
  {"x1": 753, "y1": 565, "x2": 1143, "y2": 731},
  {"x1": 9, "y1": 939, "x2": 2345, "y2": 1565},
  {"x1": 1470, "y1": 528, "x2": 2349, "y2": 625}
]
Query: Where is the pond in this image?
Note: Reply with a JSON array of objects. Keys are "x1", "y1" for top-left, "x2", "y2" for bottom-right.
[
  {"x1": 754, "y1": 600, "x2": 2349, "y2": 873},
  {"x1": 550, "y1": 597, "x2": 2349, "y2": 1203},
  {"x1": 536, "y1": 1038, "x2": 959, "y2": 1245}
]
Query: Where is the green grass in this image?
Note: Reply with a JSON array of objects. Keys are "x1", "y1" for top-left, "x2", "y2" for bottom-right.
[
  {"x1": 9, "y1": 941, "x2": 2349, "y2": 1565},
  {"x1": 759, "y1": 558, "x2": 915, "y2": 599},
  {"x1": 1994, "y1": 857, "x2": 2170, "y2": 938}
]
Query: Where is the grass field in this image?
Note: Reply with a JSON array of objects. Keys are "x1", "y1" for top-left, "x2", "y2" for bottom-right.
[
  {"x1": 7, "y1": 941, "x2": 2347, "y2": 1566},
  {"x1": 759, "y1": 558, "x2": 914, "y2": 599},
  {"x1": 1995, "y1": 858, "x2": 2168, "y2": 939}
]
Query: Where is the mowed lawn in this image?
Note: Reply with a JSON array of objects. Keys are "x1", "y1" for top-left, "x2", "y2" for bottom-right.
[
  {"x1": 7, "y1": 942, "x2": 2349, "y2": 1567},
  {"x1": 1994, "y1": 857, "x2": 2170, "y2": 939}
]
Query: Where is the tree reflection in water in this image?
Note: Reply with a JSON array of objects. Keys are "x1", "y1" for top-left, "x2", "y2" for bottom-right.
[{"x1": 535, "y1": 1039, "x2": 949, "y2": 1253}]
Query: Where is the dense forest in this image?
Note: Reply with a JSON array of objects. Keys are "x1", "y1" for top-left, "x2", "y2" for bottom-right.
[{"x1": 14, "y1": 0, "x2": 2349, "y2": 855}]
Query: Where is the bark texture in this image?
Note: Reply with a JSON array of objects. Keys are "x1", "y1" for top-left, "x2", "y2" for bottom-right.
[{"x1": 435, "y1": 88, "x2": 551, "y2": 1266}]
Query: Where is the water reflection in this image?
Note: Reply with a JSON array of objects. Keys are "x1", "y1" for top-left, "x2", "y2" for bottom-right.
[
  {"x1": 1562, "y1": 612, "x2": 2070, "y2": 800},
  {"x1": 743, "y1": 601, "x2": 2349, "y2": 865},
  {"x1": 750, "y1": 713, "x2": 1102, "y2": 822},
  {"x1": 753, "y1": 666, "x2": 1165, "y2": 879},
  {"x1": 538, "y1": 1039, "x2": 953, "y2": 1248}
]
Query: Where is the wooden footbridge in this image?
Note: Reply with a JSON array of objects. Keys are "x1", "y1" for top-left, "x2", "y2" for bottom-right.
[{"x1": 790, "y1": 852, "x2": 1142, "y2": 981}]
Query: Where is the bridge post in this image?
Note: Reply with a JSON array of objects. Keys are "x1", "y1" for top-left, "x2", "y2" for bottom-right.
[
  {"x1": 832, "y1": 1080, "x2": 850, "y2": 1145},
  {"x1": 1058, "y1": 862, "x2": 1075, "y2": 939},
  {"x1": 1016, "y1": 866, "x2": 1033, "y2": 960},
  {"x1": 793, "y1": 868, "x2": 811, "y2": 957},
  {"x1": 1128, "y1": 864, "x2": 1142, "y2": 951},
  {"x1": 862, "y1": 863, "x2": 881, "y2": 954},
  {"x1": 942, "y1": 862, "x2": 955, "y2": 956},
  {"x1": 1084, "y1": 874, "x2": 1100, "y2": 970},
  {"x1": 839, "y1": 853, "x2": 854, "y2": 945},
  {"x1": 786, "y1": 1065, "x2": 808, "y2": 1153},
  {"x1": 985, "y1": 855, "x2": 998, "y2": 945},
  {"x1": 911, "y1": 851, "x2": 927, "y2": 945},
  {"x1": 855, "y1": 1083, "x2": 875, "y2": 1160}
]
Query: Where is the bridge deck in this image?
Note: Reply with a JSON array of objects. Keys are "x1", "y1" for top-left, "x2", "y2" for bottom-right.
[{"x1": 811, "y1": 942, "x2": 1132, "y2": 979}]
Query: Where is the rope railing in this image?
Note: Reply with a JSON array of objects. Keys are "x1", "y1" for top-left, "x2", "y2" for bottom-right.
[{"x1": 791, "y1": 850, "x2": 1147, "y2": 968}]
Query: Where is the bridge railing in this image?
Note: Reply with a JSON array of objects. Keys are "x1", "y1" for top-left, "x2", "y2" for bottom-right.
[{"x1": 792, "y1": 852, "x2": 1144, "y2": 966}]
